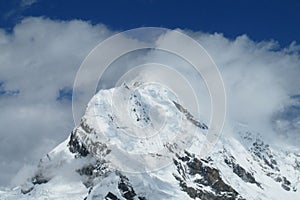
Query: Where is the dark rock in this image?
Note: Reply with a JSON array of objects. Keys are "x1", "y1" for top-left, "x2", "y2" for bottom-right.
[
  {"x1": 283, "y1": 176, "x2": 291, "y2": 186},
  {"x1": 117, "y1": 174, "x2": 137, "y2": 200},
  {"x1": 80, "y1": 120, "x2": 93, "y2": 133},
  {"x1": 76, "y1": 160, "x2": 110, "y2": 188},
  {"x1": 172, "y1": 101, "x2": 208, "y2": 130},
  {"x1": 68, "y1": 130, "x2": 89, "y2": 157},
  {"x1": 224, "y1": 151, "x2": 261, "y2": 188},
  {"x1": 275, "y1": 176, "x2": 282, "y2": 182},
  {"x1": 21, "y1": 182, "x2": 34, "y2": 194},
  {"x1": 31, "y1": 172, "x2": 50, "y2": 185},
  {"x1": 250, "y1": 138, "x2": 279, "y2": 172},
  {"x1": 281, "y1": 184, "x2": 291, "y2": 191},
  {"x1": 138, "y1": 197, "x2": 147, "y2": 200},
  {"x1": 105, "y1": 192, "x2": 120, "y2": 200},
  {"x1": 174, "y1": 151, "x2": 244, "y2": 200},
  {"x1": 281, "y1": 176, "x2": 292, "y2": 191}
]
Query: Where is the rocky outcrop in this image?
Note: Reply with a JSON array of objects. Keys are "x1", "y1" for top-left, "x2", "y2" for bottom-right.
[
  {"x1": 173, "y1": 150, "x2": 244, "y2": 200},
  {"x1": 68, "y1": 129, "x2": 90, "y2": 157},
  {"x1": 222, "y1": 148, "x2": 261, "y2": 188},
  {"x1": 172, "y1": 101, "x2": 208, "y2": 130}
]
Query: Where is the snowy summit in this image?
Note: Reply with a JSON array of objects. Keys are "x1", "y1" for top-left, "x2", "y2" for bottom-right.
[{"x1": 1, "y1": 83, "x2": 300, "y2": 200}]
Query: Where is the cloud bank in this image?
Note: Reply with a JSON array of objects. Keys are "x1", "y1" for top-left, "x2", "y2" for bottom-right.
[
  {"x1": 0, "y1": 17, "x2": 299, "y2": 186},
  {"x1": 0, "y1": 17, "x2": 112, "y2": 186}
]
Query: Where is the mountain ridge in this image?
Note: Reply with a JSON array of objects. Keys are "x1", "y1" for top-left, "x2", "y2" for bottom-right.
[{"x1": 1, "y1": 83, "x2": 300, "y2": 200}]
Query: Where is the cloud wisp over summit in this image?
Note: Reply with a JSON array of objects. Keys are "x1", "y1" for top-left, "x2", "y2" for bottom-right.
[{"x1": 0, "y1": 17, "x2": 299, "y2": 186}]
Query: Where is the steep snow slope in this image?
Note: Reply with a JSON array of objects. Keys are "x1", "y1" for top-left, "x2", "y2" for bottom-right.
[{"x1": 1, "y1": 83, "x2": 300, "y2": 200}]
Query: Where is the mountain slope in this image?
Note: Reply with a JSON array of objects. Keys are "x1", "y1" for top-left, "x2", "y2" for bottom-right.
[{"x1": 1, "y1": 83, "x2": 300, "y2": 200}]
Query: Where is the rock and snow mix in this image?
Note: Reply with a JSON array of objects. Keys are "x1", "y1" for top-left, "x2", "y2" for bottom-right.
[{"x1": 1, "y1": 83, "x2": 300, "y2": 199}]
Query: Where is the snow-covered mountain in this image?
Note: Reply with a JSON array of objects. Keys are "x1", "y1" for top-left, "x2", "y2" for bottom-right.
[{"x1": 1, "y1": 83, "x2": 300, "y2": 200}]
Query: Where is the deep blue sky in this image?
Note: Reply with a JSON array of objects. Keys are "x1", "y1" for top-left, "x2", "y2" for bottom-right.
[{"x1": 1, "y1": 0, "x2": 300, "y2": 47}]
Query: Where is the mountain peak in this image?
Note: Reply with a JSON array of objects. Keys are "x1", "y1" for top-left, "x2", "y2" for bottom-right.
[{"x1": 1, "y1": 84, "x2": 300, "y2": 200}]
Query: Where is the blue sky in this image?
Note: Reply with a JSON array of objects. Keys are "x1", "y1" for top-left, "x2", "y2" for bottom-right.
[{"x1": 1, "y1": 0, "x2": 300, "y2": 46}]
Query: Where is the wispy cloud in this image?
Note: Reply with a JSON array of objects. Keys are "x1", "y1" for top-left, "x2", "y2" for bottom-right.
[
  {"x1": 1, "y1": 0, "x2": 38, "y2": 28},
  {"x1": 20, "y1": 0, "x2": 37, "y2": 8}
]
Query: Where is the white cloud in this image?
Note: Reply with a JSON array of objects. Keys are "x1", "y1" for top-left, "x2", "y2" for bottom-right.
[
  {"x1": 0, "y1": 17, "x2": 300, "y2": 187},
  {"x1": 20, "y1": 0, "x2": 37, "y2": 8},
  {"x1": 193, "y1": 33, "x2": 300, "y2": 136},
  {"x1": 0, "y1": 17, "x2": 112, "y2": 186}
]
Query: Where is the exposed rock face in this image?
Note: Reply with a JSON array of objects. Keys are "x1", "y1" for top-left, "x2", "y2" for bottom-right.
[
  {"x1": 240, "y1": 131, "x2": 297, "y2": 192},
  {"x1": 117, "y1": 173, "x2": 138, "y2": 200},
  {"x1": 85, "y1": 172, "x2": 148, "y2": 200},
  {"x1": 173, "y1": 151, "x2": 244, "y2": 200},
  {"x1": 249, "y1": 136, "x2": 279, "y2": 171},
  {"x1": 105, "y1": 192, "x2": 120, "y2": 200},
  {"x1": 68, "y1": 119, "x2": 111, "y2": 158},
  {"x1": 76, "y1": 159, "x2": 110, "y2": 188},
  {"x1": 222, "y1": 148, "x2": 261, "y2": 188},
  {"x1": 68, "y1": 130, "x2": 90, "y2": 157},
  {"x1": 173, "y1": 101, "x2": 208, "y2": 130}
]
